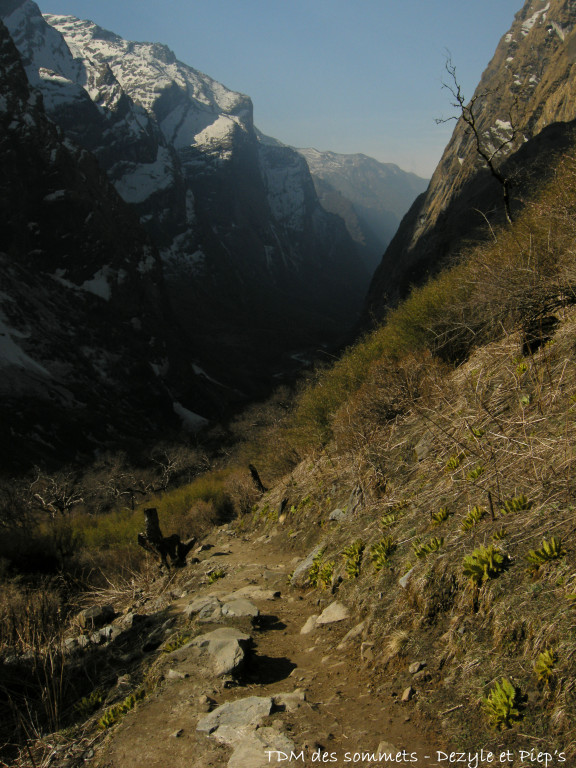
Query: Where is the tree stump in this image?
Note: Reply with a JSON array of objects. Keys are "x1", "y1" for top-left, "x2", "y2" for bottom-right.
[{"x1": 137, "y1": 507, "x2": 196, "y2": 568}]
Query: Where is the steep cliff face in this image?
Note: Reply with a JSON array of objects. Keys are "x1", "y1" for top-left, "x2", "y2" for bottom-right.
[
  {"x1": 365, "y1": 0, "x2": 576, "y2": 319},
  {"x1": 0, "y1": 17, "x2": 219, "y2": 469},
  {"x1": 1, "y1": 1, "x2": 368, "y2": 385}
]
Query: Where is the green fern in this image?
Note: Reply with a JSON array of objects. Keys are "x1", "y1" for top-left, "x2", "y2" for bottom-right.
[
  {"x1": 370, "y1": 537, "x2": 397, "y2": 571},
  {"x1": 412, "y1": 536, "x2": 444, "y2": 559},
  {"x1": 308, "y1": 548, "x2": 326, "y2": 587},
  {"x1": 207, "y1": 568, "x2": 226, "y2": 584},
  {"x1": 534, "y1": 649, "x2": 556, "y2": 685},
  {"x1": 445, "y1": 452, "x2": 465, "y2": 471},
  {"x1": 463, "y1": 545, "x2": 510, "y2": 586},
  {"x1": 380, "y1": 513, "x2": 397, "y2": 529},
  {"x1": 500, "y1": 494, "x2": 532, "y2": 515},
  {"x1": 526, "y1": 537, "x2": 566, "y2": 572},
  {"x1": 461, "y1": 505, "x2": 487, "y2": 531},
  {"x1": 431, "y1": 507, "x2": 450, "y2": 525},
  {"x1": 482, "y1": 679, "x2": 523, "y2": 729},
  {"x1": 98, "y1": 688, "x2": 146, "y2": 730},
  {"x1": 492, "y1": 527, "x2": 508, "y2": 541},
  {"x1": 74, "y1": 689, "x2": 104, "y2": 718},
  {"x1": 317, "y1": 561, "x2": 335, "y2": 589},
  {"x1": 467, "y1": 465, "x2": 485, "y2": 482},
  {"x1": 342, "y1": 540, "x2": 365, "y2": 579}
]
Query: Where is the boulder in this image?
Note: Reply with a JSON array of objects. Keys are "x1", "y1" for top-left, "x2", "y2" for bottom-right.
[
  {"x1": 316, "y1": 601, "x2": 350, "y2": 625},
  {"x1": 78, "y1": 604, "x2": 115, "y2": 629},
  {"x1": 221, "y1": 599, "x2": 260, "y2": 619},
  {"x1": 300, "y1": 615, "x2": 319, "y2": 635},
  {"x1": 290, "y1": 544, "x2": 325, "y2": 587},
  {"x1": 196, "y1": 696, "x2": 272, "y2": 734}
]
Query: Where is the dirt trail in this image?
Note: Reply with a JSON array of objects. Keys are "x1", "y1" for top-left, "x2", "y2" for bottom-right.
[{"x1": 93, "y1": 527, "x2": 443, "y2": 768}]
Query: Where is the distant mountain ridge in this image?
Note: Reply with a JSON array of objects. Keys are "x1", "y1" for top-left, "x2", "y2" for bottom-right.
[
  {"x1": 365, "y1": 0, "x2": 576, "y2": 321},
  {"x1": 296, "y1": 148, "x2": 428, "y2": 272}
]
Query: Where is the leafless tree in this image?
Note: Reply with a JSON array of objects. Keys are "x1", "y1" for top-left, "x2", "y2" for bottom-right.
[{"x1": 436, "y1": 56, "x2": 520, "y2": 225}]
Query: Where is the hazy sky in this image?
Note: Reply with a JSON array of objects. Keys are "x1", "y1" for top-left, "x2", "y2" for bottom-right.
[{"x1": 36, "y1": 0, "x2": 521, "y2": 178}]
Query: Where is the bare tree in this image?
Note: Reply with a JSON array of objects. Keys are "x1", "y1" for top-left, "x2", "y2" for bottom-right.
[{"x1": 436, "y1": 56, "x2": 520, "y2": 225}]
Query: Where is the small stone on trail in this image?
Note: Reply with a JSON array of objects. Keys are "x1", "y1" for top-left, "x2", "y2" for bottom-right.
[
  {"x1": 170, "y1": 729, "x2": 183, "y2": 738},
  {"x1": 402, "y1": 686, "x2": 415, "y2": 702},
  {"x1": 409, "y1": 661, "x2": 425, "y2": 674},
  {"x1": 377, "y1": 741, "x2": 401, "y2": 754},
  {"x1": 196, "y1": 696, "x2": 272, "y2": 734}
]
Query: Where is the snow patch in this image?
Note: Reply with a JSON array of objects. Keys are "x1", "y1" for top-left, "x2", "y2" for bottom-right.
[
  {"x1": 114, "y1": 147, "x2": 174, "y2": 204},
  {"x1": 81, "y1": 267, "x2": 112, "y2": 300},
  {"x1": 0, "y1": 310, "x2": 51, "y2": 377},
  {"x1": 173, "y1": 402, "x2": 208, "y2": 432},
  {"x1": 521, "y1": 3, "x2": 550, "y2": 36}
]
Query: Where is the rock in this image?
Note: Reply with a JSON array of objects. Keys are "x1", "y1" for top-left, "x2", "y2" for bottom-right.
[
  {"x1": 413, "y1": 670, "x2": 431, "y2": 684},
  {"x1": 228, "y1": 727, "x2": 296, "y2": 768},
  {"x1": 300, "y1": 615, "x2": 319, "y2": 635},
  {"x1": 167, "y1": 669, "x2": 188, "y2": 680},
  {"x1": 409, "y1": 661, "x2": 425, "y2": 674},
  {"x1": 197, "y1": 694, "x2": 215, "y2": 713},
  {"x1": 290, "y1": 543, "x2": 326, "y2": 587},
  {"x1": 398, "y1": 567, "x2": 415, "y2": 589},
  {"x1": 223, "y1": 587, "x2": 280, "y2": 602},
  {"x1": 192, "y1": 627, "x2": 252, "y2": 676},
  {"x1": 346, "y1": 485, "x2": 363, "y2": 515},
  {"x1": 78, "y1": 605, "x2": 115, "y2": 629},
  {"x1": 184, "y1": 597, "x2": 222, "y2": 620},
  {"x1": 337, "y1": 621, "x2": 366, "y2": 649},
  {"x1": 316, "y1": 601, "x2": 350, "y2": 625},
  {"x1": 221, "y1": 599, "x2": 260, "y2": 619},
  {"x1": 361, "y1": 642, "x2": 375, "y2": 662},
  {"x1": 377, "y1": 741, "x2": 401, "y2": 756},
  {"x1": 413, "y1": 434, "x2": 433, "y2": 462},
  {"x1": 401, "y1": 686, "x2": 415, "y2": 702},
  {"x1": 196, "y1": 696, "x2": 272, "y2": 734},
  {"x1": 170, "y1": 729, "x2": 183, "y2": 738},
  {"x1": 76, "y1": 635, "x2": 90, "y2": 649},
  {"x1": 272, "y1": 689, "x2": 306, "y2": 712},
  {"x1": 115, "y1": 612, "x2": 145, "y2": 629},
  {"x1": 63, "y1": 638, "x2": 79, "y2": 654},
  {"x1": 329, "y1": 508, "x2": 346, "y2": 522}
]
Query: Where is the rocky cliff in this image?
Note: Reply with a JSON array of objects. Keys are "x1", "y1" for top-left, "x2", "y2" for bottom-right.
[{"x1": 365, "y1": 0, "x2": 576, "y2": 319}]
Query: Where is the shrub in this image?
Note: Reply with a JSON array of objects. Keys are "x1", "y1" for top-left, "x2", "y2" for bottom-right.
[
  {"x1": 463, "y1": 545, "x2": 510, "y2": 586},
  {"x1": 482, "y1": 678, "x2": 523, "y2": 729}
]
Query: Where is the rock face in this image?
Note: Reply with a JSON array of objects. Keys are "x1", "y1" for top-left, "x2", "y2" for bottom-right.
[
  {"x1": 297, "y1": 148, "x2": 428, "y2": 274},
  {"x1": 0, "y1": 17, "x2": 207, "y2": 467},
  {"x1": 2, "y1": 0, "x2": 370, "y2": 397},
  {"x1": 365, "y1": 0, "x2": 576, "y2": 320}
]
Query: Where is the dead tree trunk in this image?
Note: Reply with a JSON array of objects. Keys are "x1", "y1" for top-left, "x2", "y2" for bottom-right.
[{"x1": 137, "y1": 507, "x2": 196, "y2": 568}]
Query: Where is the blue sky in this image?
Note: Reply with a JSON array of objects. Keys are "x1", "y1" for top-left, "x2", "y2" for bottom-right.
[{"x1": 37, "y1": 0, "x2": 521, "y2": 177}]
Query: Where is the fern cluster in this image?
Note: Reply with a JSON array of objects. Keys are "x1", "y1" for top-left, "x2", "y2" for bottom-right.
[
  {"x1": 526, "y1": 537, "x2": 566, "y2": 572},
  {"x1": 467, "y1": 465, "x2": 485, "y2": 482},
  {"x1": 500, "y1": 494, "x2": 532, "y2": 515},
  {"x1": 463, "y1": 545, "x2": 510, "y2": 586},
  {"x1": 461, "y1": 505, "x2": 487, "y2": 531},
  {"x1": 431, "y1": 507, "x2": 450, "y2": 526},
  {"x1": 482, "y1": 679, "x2": 523, "y2": 729},
  {"x1": 445, "y1": 452, "x2": 465, "y2": 471},
  {"x1": 308, "y1": 548, "x2": 326, "y2": 587},
  {"x1": 342, "y1": 540, "x2": 365, "y2": 579},
  {"x1": 534, "y1": 649, "x2": 557, "y2": 685},
  {"x1": 370, "y1": 537, "x2": 397, "y2": 571},
  {"x1": 98, "y1": 688, "x2": 146, "y2": 730},
  {"x1": 412, "y1": 536, "x2": 444, "y2": 559}
]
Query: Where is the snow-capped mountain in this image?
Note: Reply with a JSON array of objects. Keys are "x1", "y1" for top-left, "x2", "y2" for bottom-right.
[
  {"x1": 1, "y1": 1, "x2": 369, "y2": 390},
  {"x1": 296, "y1": 148, "x2": 428, "y2": 273},
  {"x1": 365, "y1": 0, "x2": 576, "y2": 319},
  {"x1": 0, "y1": 16, "x2": 222, "y2": 467}
]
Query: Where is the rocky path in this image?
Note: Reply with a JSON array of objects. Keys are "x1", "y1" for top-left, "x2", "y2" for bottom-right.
[{"x1": 91, "y1": 528, "x2": 443, "y2": 768}]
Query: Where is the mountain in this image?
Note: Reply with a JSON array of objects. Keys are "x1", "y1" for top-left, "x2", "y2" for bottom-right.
[
  {"x1": 0, "y1": 17, "x2": 224, "y2": 469},
  {"x1": 1, "y1": 0, "x2": 370, "y2": 393},
  {"x1": 365, "y1": 0, "x2": 576, "y2": 320},
  {"x1": 296, "y1": 148, "x2": 428, "y2": 273}
]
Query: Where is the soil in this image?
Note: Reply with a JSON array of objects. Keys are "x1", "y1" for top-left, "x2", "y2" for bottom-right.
[{"x1": 92, "y1": 526, "x2": 444, "y2": 768}]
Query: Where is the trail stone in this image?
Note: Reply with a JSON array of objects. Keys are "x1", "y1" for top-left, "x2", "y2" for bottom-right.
[
  {"x1": 316, "y1": 601, "x2": 350, "y2": 625},
  {"x1": 221, "y1": 599, "x2": 260, "y2": 619},
  {"x1": 184, "y1": 596, "x2": 221, "y2": 618},
  {"x1": 329, "y1": 508, "x2": 346, "y2": 522},
  {"x1": 227, "y1": 727, "x2": 296, "y2": 768},
  {"x1": 196, "y1": 696, "x2": 272, "y2": 734},
  {"x1": 398, "y1": 567, "x2": 415, "y2": 589},
  {"x1": 402, "y1": 686, "x2": 415, "y2": 702},
  {"x1": 167, "y1": 669, "x2": 188, "y2": 680},
  {"x1": 300, "y1": 615, "x2": 319, "y2": 634},
  {"x1": 223, "y1": 587, "x2": 280, "y2": 601},
  {"x1": 290, "y1": 543, "x2": 325, "y2": 587},
  {"x1": 273, "y1": 689, "x2": 306, "y2": 712},
  {"x1": 409, "y1": 661, "x2": 425, "y2": 674},
  {"x1": 337, "y1": 621, "x2": 366, "y2": 649},
  {"x1": 377, "y1": 741, "x2": 401, "y2": 755},
  {"x1": 192, "y1": 627, "x2": 252, "y2": 676}
]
